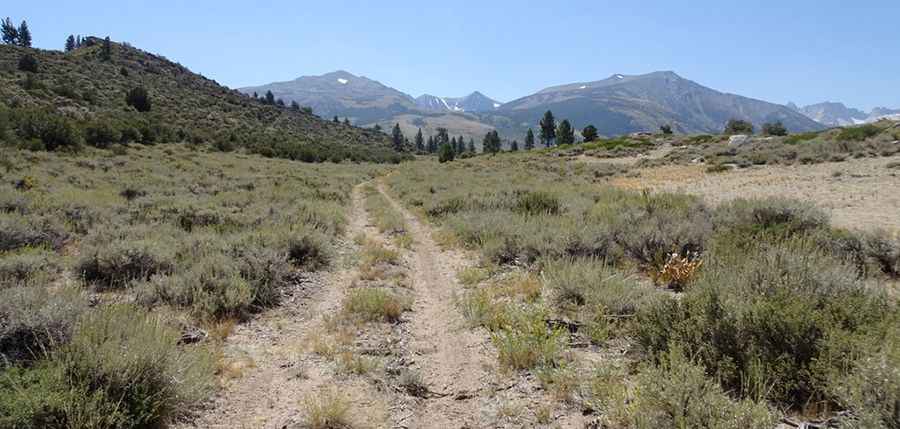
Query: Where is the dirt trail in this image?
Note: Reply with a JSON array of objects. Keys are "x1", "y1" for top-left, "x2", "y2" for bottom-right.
[
  {"x1": 375, "y1": 181, "x2": 497, "y2": 428},
  {"x1": 175, "y1": 184, "x2": 387, "y2": 429}
]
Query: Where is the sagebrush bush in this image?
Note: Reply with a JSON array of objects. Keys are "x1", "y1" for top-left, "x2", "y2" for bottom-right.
[
  {"x1": 629, "y1": 346, "x2": 777, "y2": 429},
  {"x1": 0, "y1": 214, "x2": 68, "y2": 252},
  {"x1": 0, "y1": 287, "x2": 87, "y2": 364},
  {"x1": 712, "y1": 197, "x2": 828, "y2": 238},
  {"x1": 285, "y1": 232, "x2": 331, "y2": 270},
  {"x1": 0, "y1": 249, "x2": 61, "y2": 288},
  {"x1": 598, "y1": 191, "x2": 712, "y2": 270},
  {"x1": 0, "y1": 305, "x2": 215, "y2": 429},
  {"x1": 138, "y1": 246, "x2": 289, "y2": 320},
  {"x1": 636, "y1": 239, "x2": 893, "y2": 408},
  {"x1": 492, "y1": 305, "x2": 565, "y2": 371},
  {"x1": 76, "y1": 239, "x2": 174, "y2": 290}
]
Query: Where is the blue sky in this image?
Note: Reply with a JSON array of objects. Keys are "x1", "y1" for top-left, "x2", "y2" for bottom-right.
[{"x1": 7, "y1": 0, "x2": 899, "y2": 110}]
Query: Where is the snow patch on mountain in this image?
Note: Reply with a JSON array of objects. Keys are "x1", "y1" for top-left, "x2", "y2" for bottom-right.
[{"x1": 337, "y1": 78, "x2": 348, "y2": 84}]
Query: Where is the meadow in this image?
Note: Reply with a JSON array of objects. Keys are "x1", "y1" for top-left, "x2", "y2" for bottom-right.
[
  {"x1": 0, "y1": 144, "x2": 385, "y2": 428},
  {"x1": 386, "y1": 154, "x2": 900, "y2": 428}
]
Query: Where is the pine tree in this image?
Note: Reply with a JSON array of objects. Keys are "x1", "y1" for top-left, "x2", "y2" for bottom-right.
[
  {"x1": 373, "y1": 124, "x2": 382, "y2": 132},
  {"x1": 435, "y1": 128, "x2": 450, "y2": 148},
  {"x1": 539, "y1": 111, "x2": 556, "y2": 147},
  {"x1": 290, "y1": 101, "x2": 300, "y2": 111},
  {"x1": 344, "y1": 118, "x2": 351, "y2": 126},
  {"x1": 510, "y1": 140, "x2": 519, "y2": 151},
  {"x1": 426, "y1": 135, "x2": 436, "y2": 153},
  {"x1": 264, "y1": 90, "x2": 275, "y2": 105},
  {"x1": 581, "y1": 125, "x2": 598, "y2": 142},
  {"x1": 391, "y1": 123, "x2": 404, "y2": 151},
  {"x1": 438, "y1": 143, "x2": 455, "y2": 163},
  {"x1": 333, "y1": 116, "x2": 340, "y2": 123},
  {"x1": 17, "y1": 21, "x2": 31, "y2": 47},
  {"x1": 252, "y1": 92, "x2": 258, "y2": 99},
  {"x1": 75, "y1": 35, "x2": 82, "y2": 48},
  {"x1": 1, "y1": 18, "x2": 18, "y2": 45},
  {"x1": 276, "y1": 99, "x2": 285, "y2": 107},
  {"x1": 524, "y1": 128, "x2": 535, "y2": 150},
  {"x1": 101, "y1": 36, "x2": 112, "y2": 61},
  {"x1": 65, "y1": 35, "x2": 76, "y2": 52},
  {"x1": 468, "y1": 138, "x2": 475, "y2": 153},
  {"x1": 450, "y1": 137, "x2": 458, "y2": 153},
  {"x1": 557, "y1": 120, "x2": 575, "y2": 146},
  {"x1": 414, "y1": 128, "x2": 424, "y2": 152},
  {"x1": 660, "y1": 124, "x2": 673, "y2": 135},
  {"x1": 482, "y1": 130, "x2": 501, "y2": 154}
]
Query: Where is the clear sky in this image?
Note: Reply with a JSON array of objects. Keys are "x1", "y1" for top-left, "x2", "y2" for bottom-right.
[{"x1": 6, "y1": 0, "x2": 899, "y2": 110}]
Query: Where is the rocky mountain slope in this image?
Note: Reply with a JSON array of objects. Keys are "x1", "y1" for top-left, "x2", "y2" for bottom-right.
[
  {"x1": 487, "y1": 71, "x2": 824, "y2": 137},
  {"x1": 790, "y1": 102, "x2": 900, "y2": 127},
  {"x1": 244, "y1": 70, "x2": 827, "y2": 141}
]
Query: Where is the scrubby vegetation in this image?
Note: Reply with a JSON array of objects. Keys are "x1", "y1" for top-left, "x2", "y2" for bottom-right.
[
  {"x1": 0, "y1": 144, "x2": 385, "y2": 427},
  {"x1": 0, "y1": 40, "x2": 410, "y2": 163},
  {"x1": 387, "y1": 155, "x2": 900, "y2": 426},
  {"x1": 639, "y1": 120, "x2": 900, "y2": 169}
]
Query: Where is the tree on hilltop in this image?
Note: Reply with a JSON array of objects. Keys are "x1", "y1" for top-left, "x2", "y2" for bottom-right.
[{"x1": 17, "y1": 21, "x2": 31, "y2": 47}]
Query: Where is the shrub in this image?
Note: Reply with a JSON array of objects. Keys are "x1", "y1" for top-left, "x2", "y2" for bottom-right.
[
  {"x1": 492, "y1": 305, "x2": 565, "y2": 371},
  {"x1": 342, "y1": 288, "x2": 408, "y2": 323},
  {"x1": 0, "y1": 305, "x2": 215, "y2": 429},
  {"x1": 712, "y1": 197, "x2": 828, "y2": 239},
  {"x1": 602, "y1": 192, "x2": 712, "y2": 270},
  {"x1": 513, "y1": 190, "x2": 560, "y2": 216},
  {"x1": 724, "y1": 119, "x2": 754, "y2": 135},
  {"x1": 0, "y1": 287, "x2": 87, "y2": 364},
  {"x1": 84, "y1": 121, "x2": 122, "y2": 148},
  {"x1": 836, "y1": 124, "x2": 880, "y2": 142},
  {"x1": 138, "y1": 247, "x2": 288, "y2": 320},
  {"x1": 0, "y1": 214, "x2": 68, "y2": 252},
  {"x1": 285, "y1": 233, "x2": 330, "y2": 270},
  {"x1": 823, "y1": 333, "x2": 900, "y2": 429},
  {"x1": 0, "y1": 250, "x2": 62, "y2": 288},
  {"x1": 630, "y1": 346, "x2": 777, "y2": 429},
  {"x1": 544, "y1": 258, "x2": 654, "y2": 316},
  {"x1": 438, "y1": 143, "x2": 455, "y2": 163},
  {"x1": 636, "y1": 239, "x2": 893, "y2": 407},
  {"x1": 761, "y1": 121, "x2": 788, "y2": 136},
  {"x1": 12, "y1": 109, "x2": 83, "y2": 151},
  {"x1": 125, "y1": 87, "x2": 151, "y2": 112},
  {"x1": 17, "y1": 54, "x2": 38, "y2": 73},
  {"x1": 76, "y1": 239, "x2": 174, "y2": 290}
]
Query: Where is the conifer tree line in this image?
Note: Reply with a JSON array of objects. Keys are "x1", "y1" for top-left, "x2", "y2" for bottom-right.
[{"x1": 2, "y1": 17, "x2": 32, "y2": 47}]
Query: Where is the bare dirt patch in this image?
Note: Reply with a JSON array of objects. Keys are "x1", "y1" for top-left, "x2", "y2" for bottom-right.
[{"x1": 612, "y1": 156, "x2": 900, "y2": 232}]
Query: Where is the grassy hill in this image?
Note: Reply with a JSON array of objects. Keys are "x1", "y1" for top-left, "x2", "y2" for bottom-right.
[{"x1": 0, "y1": 38, "x2": 408, "y2": 163}]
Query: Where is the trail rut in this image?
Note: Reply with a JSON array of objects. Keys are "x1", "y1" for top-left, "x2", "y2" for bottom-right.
[{"x1": 375, "y1": 181, "x2": 497, "y2": 428}]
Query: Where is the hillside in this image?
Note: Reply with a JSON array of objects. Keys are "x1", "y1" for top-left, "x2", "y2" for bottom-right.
[
  {"x1": 0, "y1": 40, "x2": 404, "y2": 163},
  {"x1": 487, "y1": 71, "x2": 825, "y2": 138}
]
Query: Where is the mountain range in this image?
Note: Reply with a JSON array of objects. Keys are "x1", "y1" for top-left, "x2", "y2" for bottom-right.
[
  {"x1": 787, "y1": 102, "x2": 900, "y2": 127},
  {"x1": 242, "y1": 71, "x2": 824, "y2": 140}
]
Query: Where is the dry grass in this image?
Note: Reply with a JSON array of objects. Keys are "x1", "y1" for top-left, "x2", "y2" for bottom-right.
[{"x1": 300, "y1": 390, "x2": 353, "y2": 429}]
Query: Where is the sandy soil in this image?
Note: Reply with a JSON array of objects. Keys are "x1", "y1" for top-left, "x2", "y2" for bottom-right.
[{"x1": 611, "y1": 156, "x2": 900, "y2": 233}]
